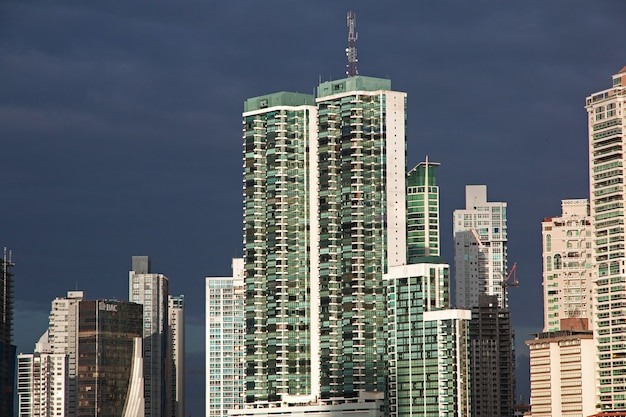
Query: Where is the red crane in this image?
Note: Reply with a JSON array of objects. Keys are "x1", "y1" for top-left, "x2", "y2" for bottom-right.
[{"x1": 504, "y1": 262, "x2": 519, "y2": 288}]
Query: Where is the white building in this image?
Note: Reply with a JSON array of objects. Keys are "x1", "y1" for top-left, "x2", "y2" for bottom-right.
[
  {"x1": 206, "y1": 259, "x2": 245, "y2": 417},
  {"x1": 525, "y1": 330, "x2": 596, "y2": 417},
  {"x1": 47, "y1": 290, "x2": 83, "y2": 417},
  {"x1": 541, "y1": 199, "x2": 593, "y2": 332},
  {"x1": 168, "y1": 295, "x2": 185, "y2": 417},
  {"x1": 453, "y1": 185, "x2": 508, "y2": 309},
  {"x1": 17, "y1": 352, "x2": 68, "y2": 417},
  {"x1": 129, "y1": 256, "x2": 169, "y2": 417},
  {"x1": 586, "y1": 66, "x2": 626, "y2": 412}
]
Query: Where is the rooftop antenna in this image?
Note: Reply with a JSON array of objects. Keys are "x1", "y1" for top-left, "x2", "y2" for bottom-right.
[{"x1": 346, "y1": 10, "x2": 358, "y2": 77}]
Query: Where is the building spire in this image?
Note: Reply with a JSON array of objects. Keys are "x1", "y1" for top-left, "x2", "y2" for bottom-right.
[{"x1": 346, "y1": 10, "x2": 358, "y2": 77}]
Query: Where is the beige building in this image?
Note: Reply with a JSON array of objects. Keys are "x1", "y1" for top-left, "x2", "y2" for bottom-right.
[
  {"x1": 526, "y1": 328, "x2": 596, "y2": 417},
  {"x1": 541, "y1": 199, "x2": 593, "y2": 332}
]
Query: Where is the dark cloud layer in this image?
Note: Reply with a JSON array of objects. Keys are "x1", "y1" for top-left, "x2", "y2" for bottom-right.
[{"x1": 3, "y1": 0, "x2": 626, "y2": 412}]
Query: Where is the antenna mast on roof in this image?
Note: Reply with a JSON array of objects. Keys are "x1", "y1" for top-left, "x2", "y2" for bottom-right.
[{"x1": 346, "y1": 10, "x2": 358, "y2": 77}]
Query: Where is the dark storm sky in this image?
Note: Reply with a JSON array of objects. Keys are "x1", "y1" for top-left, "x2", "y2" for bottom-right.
[{"x1": 2, "y1": 1, "x2": 625, "y2": 413}]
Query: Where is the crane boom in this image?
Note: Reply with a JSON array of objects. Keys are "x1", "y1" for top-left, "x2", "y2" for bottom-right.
[{"x1": 504, "y1": 262, "x2": 518, "y2": 288}]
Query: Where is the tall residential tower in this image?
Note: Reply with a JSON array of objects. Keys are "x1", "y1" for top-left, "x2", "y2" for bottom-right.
[
  {"x1": 586, "y1": 66, "x2": 626, "y2": 411},
  {"x1": 453, "y1": 185, "x2": 508, "y2": 309},
  {"x1": 541, "y1": 199, "x2": 593, "y2": 332}
]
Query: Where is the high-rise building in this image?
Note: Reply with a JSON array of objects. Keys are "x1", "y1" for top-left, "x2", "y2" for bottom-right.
[
  {"x1": 47, "y1": 290, "x2": 83, "y2": 417},
  {"x1": 17, "y1": 352, "x2": 68, "y2": 417},
  {"x1": 453, "y1": 185, "x2": 508, "y2": 309},
  {"x1": 0, "y1": 248, "x2": 15, "y2": 417},
  {"x1": 241, "y1": 75, "x2": 407, "y2": 405},
  {"x1": 76, "y1": 299, "x2": 143, "y2": 417},
  {"x1": 129, "y1": 256, "x2": 170, "y2": 417},
  {"x1": 541, "y1": 199, "x2": 593, "y2": 332},
  {"x1": 242, "y1": 92, "x2": 318, "y2": 404},
  {"x1": 585, "y1": 66, "x2": 626, "y2": 411},
  {"x1": 453, "y1": 187, "x2": 514, "y2": 417},
  {"x1": 237, "y1": 77, "x2": 405, "y2": 411},
  {"x1": 316, "y1": 75, "x2": 407, "y2": 399},
  {"x1": 386, "y1": 263, "x2": 471, "y2": 417},
  {"x1": 386, "y1": 161, "x2": 472, "y2": 417},
  {"x1": 206, "y1": 259, "x2": 245, "y2": 417},
  {"x1": 167, "y1": 295, "x2": 185, "y2": 417},
  {"x1": 406, "y1": 159, "x2": 441, "y2": 263},
  {"x1": 469, "y1": 295, "x2": 515, "y2": 417}
]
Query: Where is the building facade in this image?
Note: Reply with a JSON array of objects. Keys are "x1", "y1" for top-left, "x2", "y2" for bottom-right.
[
  {"x1": 206, "y1": 259, "x2": 245, "y2": 417},
  {"x1": 168, "y1": 295, "x2": 185, "y2": 417},
  {"x1": 0, "y1": 248, "x2": 15, "y2": 417},
  {"x1": 525, "y1": 330, "x2": 596, "y2": 417},
  {"x1": 406, "y1": 159, "x2": 441, "y2": 263},
  {"x1": 76, "y1": 299, "x2": 143, "y2": 417},
  {"x1": 47, "y1": 291, "x2": 83, "y2": 417},
  {"x1": 469, "y1": 295, "x2": 515, "y2": 417},
  {"x1": 585, "y1": 67, "x2": 626, "y2": 412},
  {"x1": 17, "y1": 352, "x2": 68, "y2": 417},
  {"x1": 453, "y1": 185, "x2": 508, "y2": 309},
  {"x1": 541, "y1": 199, "x2": 593, "y2": 332},
  {"x1": 129, "y1": 256, "x2": 170, "y2": 417},
  {"x1": 242, "y1": 92, "x2": 318, "y2": 404},
  {"x1": 316, "y1": 76, "x2": 407, "y2": 399},
  {"x1": 386, "y1": 264, "x2": 471, "y2": 417},
  {"x1": 240, "y1": 75, "x2": 408, "y2": 405}
]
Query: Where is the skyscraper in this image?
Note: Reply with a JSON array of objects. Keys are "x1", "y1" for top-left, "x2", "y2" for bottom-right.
[
  {"x1": 76, "y1": 299, "x2": 143, "y2": 417},
  {"x1": 469, "y1": 295, "x2": 514, "y2": 417},
  {"x1": 406, "y1": 159, "x2": 441, "y2": 263},
  {"x1": 453, "y1": 187, "x2": 514, "y2": 417},
  {"x1": 47, "y1": 291, "x2": 83, "y2": 417},
  {"x1": 316, "y1": 75, "x2": 407, "y2": 399},
  {"x1": 0, "y1": 248, "x2": 15, "y2": 417},
  {"x1": 167, "y1": 295, "x2": 185, "y2": 417},
  {"x1": 242, "y1": 92, "x2": 318, "y2": 404},
  {"x1": 240, "y1": 74, "x2": 407, "y2": 406},
  {"x1": 541, "y1": 199, "x2": 592, "y2": 332},
  {"x1": 129, "y1": 256, "x2": 170, "y2": 417},
  {"x1": 586, "y1": 66, "x2": 626, "y2": 411},
  {"x1": 386, "y1": 160, "x2": 471, "y2": 417},
  {"x1": 453, "y1": 185, "x2": 508, "y2": 309},
  {"x1": 206, "y1": 259, "x2": 245, "y2": 417}
]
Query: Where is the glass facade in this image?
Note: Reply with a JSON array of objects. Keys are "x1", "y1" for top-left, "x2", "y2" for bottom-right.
[
  {"x1": 316, "y1": 79, "x2": 405, "y2": 398},
  {"x1": 386, "y1": 265, "x2": 470, "y2": 417},
  {"x1": 242, "y1": 93, "x2": 316, "y2": 403},
  {"x1": 76, "y1": 300, "x2": 142, "y2": 417},
  {"x1": 406, "y1": 161, "x2": 440, "y2": 263}
]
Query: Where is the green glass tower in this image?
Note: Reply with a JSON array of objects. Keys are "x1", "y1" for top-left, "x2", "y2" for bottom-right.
[
  {"x1": 386, "y1": 161, "x2": 472, "y2": 417},
  {"x1": 316, "y1": 76, "x2": 407, "y2": 399},
  {"x1": 406, "y1": 159, "x2": 441, "y2": 263},
  {"x1": 241, "y1": 77, "x2": 408, "y2": 404},
  {"x1": 242, "y1": 92, "x2": 318, "y2": 403}
]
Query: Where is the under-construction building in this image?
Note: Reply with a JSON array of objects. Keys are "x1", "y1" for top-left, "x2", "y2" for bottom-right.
[
  {"x1": 0, "y1": 248, "x2": 15, "y2": 416},
  {"x1": 469, "y1": 295, "x2": 515, "y2": 417}
]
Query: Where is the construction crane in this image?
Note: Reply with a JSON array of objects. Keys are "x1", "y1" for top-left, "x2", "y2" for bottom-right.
[
  {"x1": 504, "y1": 262, "x2": 519, "y2": 288},
  {"x1": 346, "y1": 11, "x2": 358, "y2": 77}
]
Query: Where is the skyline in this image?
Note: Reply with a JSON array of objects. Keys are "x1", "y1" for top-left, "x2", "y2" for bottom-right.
[{"x1": 3, "y1": 1, "x2": 626, "y2": 414}]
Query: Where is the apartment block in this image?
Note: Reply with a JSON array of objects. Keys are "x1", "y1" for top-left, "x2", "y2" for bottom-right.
[{"x1": 541, "y1": 199, "x2": 593, "y2": 332}]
